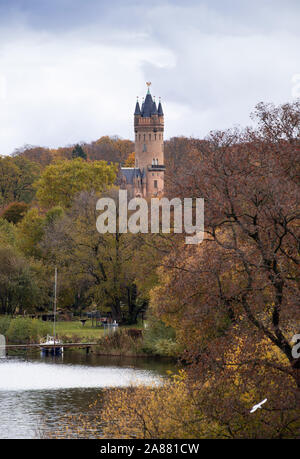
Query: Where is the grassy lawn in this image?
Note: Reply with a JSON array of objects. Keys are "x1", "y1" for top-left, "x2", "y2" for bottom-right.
[
  {"x1": 55, "y1": 320, "x2": 105, "y2": 341},
  {"x1": 55, "y1": 320, "x2": 144, "y2": 341}
]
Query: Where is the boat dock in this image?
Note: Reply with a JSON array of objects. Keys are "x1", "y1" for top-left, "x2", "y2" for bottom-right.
[{"x1": 2, "y1": 342, "x2": 97, "y2": 354}]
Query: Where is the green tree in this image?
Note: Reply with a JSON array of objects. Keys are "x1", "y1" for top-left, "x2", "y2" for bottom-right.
[
  {"x1": 72, "y1": 144, "x2": 87, "y2": 160},
  {"x1": 16, "y1": 208, "x2": 46, "y2": 258},
  {"x1": 0, "y1": 246, "x2": 48, "y2": 315},
  {"x1": 35, "y1": 158, "x2": 117, "y2": 208},
  {"x1": 0, "y1": 156, "x2": 40, "y2": 205},
  {"x1": 0, "y1": 218, "x2": 16, "y2": 247},
  {"x1": 6, "y1": 317, "x2": 51, "y2": 344},
  {"x1": 41, "y1": 191, "x2": 153, "y2": 322}
]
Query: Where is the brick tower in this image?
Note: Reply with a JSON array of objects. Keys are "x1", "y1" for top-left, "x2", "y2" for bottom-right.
[{"x1": 120, "y1": 82, "x2": 165, "y2": 198}]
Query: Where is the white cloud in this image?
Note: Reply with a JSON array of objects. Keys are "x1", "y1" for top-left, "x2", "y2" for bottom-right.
[
  {"x1": 0, "y1": 1, "x2": 299, "y2": 154},
  {"x1": 0, "y1": 27, "x2": 175, "y2": 154}
]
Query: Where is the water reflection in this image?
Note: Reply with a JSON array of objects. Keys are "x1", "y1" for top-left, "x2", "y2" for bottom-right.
[{"x1": 0, "y1": 352, "x2": 176, "y2": 438}]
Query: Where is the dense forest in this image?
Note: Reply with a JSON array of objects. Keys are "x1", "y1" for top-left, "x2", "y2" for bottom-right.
[{"x1": 0, "y1": 101, "x2": 299, "y2": 438}]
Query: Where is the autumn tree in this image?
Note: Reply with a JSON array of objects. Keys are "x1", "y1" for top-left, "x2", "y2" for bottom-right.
[
  {"x1": 16, "y1": 208, "x2": 47, "y2": 258},
  {"x1": 0, "y1": 202, "x2": 29, "y2": 224},
  {"x1": 86, "y1": 136, "x2": 134, "y2": 164},
  {"x1": 153, "y1": 101, "x2": 300, "y2": 391},
  {"x1": 124, "y1": 151, "x2": 135, "y2": 167},
  {"x1": 13, "y1": 145, "x2": 54, "y2": 168},
  {"x1": 0, "y1": 218, "x2": 16, "y2": 247},
  {"x1": 0, "y1": 156, "x2": 40, "y2": 206},
  {"x1": 35, "y1": 158, "x2": 117, "y2": 208}
]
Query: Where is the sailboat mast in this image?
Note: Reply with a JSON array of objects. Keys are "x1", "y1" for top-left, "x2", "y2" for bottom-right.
[{"x1": 53, "y1": 267, "x2": 57, "y2": 345}]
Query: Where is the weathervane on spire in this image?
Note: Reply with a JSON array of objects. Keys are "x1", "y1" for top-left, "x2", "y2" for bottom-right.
[{"x1": 146, "y1": 81, "x2": 151, "y2": 87}]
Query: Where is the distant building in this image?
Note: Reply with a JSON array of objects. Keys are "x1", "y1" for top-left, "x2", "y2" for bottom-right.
[{"x1": 120, "y1": 82, "x2": 165, "y2": 197}]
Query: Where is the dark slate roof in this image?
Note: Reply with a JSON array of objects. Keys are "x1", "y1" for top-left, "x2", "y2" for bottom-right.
[
  {"x1": 134, "y1": 100, "x2": 141, "y2": 115},
  {"x1": 120, "y1": 168, "x2": 143, "y2": 185},
  {"x1": 136, "y1": 88, "x2": 163, "y2": 117},
  {"x1": 141, "y1": 92, "x2": 154, "y2": 117},
  {"x1": 158, "y1": 101, "x2": 163, "y2": 116},
  {"x1": 152, "y1": 100, "x2": 158, "y2": 115}
]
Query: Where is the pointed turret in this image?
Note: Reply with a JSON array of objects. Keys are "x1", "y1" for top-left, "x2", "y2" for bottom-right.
[
  {"x1": 158, "y1": 98, "x2": 163, "y2": 116},
  {"x1": 151, "y1": 99, "x2": 158, "y2": 115},
  {"x1": 134, "y1": 99, "x2": 141, "y2": 115}
]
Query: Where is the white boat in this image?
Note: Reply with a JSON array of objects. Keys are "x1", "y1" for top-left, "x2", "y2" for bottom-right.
[{"x1": 40, "y1": 335, "x2": 64, "y2": 355}]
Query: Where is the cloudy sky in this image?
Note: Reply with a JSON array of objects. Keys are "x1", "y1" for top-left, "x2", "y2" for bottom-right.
[{"x1": 0, "y1": 0, "x2": 299, "y2": 155}]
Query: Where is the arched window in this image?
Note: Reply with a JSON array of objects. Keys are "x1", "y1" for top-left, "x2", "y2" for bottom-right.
[{"x1": 143, "y1": 143, "x2": 147, "y2": 152}]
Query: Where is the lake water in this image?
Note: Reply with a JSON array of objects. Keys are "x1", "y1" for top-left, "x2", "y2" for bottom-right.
[{"x1": 0, "y1": 352, "x2": 176, "y2": 439}]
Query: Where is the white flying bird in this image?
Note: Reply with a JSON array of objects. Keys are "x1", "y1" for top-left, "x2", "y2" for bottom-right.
[{"x1": 250, "y1": 398, "x2": 267, "y2": 413}]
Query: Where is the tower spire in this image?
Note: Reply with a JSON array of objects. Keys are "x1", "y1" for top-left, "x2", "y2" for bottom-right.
[
  {"x1": 158, "y1": 97, "x2": 163, "y2": 116},
  {"x1": 134, "y1": 97, "x2": 141, "y2": 115}
]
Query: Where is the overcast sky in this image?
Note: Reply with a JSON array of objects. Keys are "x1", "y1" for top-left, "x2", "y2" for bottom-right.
[{"x1": 0, "y1": 0, "x2": 299, "y2": 155}]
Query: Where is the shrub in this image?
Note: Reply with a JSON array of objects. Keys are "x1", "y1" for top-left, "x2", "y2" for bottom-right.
[
  {"x1": 154, "y1": 338, "x2": 180, "y2": 357},
  {"x1": 0, "y1": 316, "x2": 11, "y2": 335},
  {"x1": 6, "y1": 317, "x2": 51, "y2": 344},
  {"x1": 127, "y1": 328, "x2": 143, "y2": 340},
  {"x1": 97, "y1": 328, "x2": 143, "y2": 355},
  {"x1": 143, "y1": 318, "x2": 179, "y2": 357}
]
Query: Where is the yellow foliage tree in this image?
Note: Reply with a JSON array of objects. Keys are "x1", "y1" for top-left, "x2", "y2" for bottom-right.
[
  {"x1": 124, "y1": 152, "x2": 135, "y2": 167},
  {"x1": 35, "y1": 158, "x2": 117, "y2": 208}
]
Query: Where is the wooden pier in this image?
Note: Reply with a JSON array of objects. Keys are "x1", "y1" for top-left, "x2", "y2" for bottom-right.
[{"x1": 2, "y1": 342, "x2": 97, "y2": 354}]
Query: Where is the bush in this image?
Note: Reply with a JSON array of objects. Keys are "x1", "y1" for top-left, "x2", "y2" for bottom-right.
[
  {"x1": 97, "y1": 328, "x2": 143, "y2": 355},
  {"x1": 143, "y1": 318, "x2": 179, "y2": 357},
  {"x1": 6, "y1": 317, "x2": 51, "y2": 344},
  {"x1": 154, "y1": 338, "x2": 180, "y2": 357},
  {"x1": 0, "y1": 316, "x2": 11, "y2": 335}
]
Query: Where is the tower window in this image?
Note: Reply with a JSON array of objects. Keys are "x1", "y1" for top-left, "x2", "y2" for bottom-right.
[
  {"x1": 139, "y1": 134, "x2": 141, "y2": 141},
  {"x1": 154, "y1": 133, "x2": 157, "y2": 140},
  {"x1": 154, "y1": 180, "x2": 158, "y2": 188},
  {"x1": 143, "y1": 143, "x2": 147, "y2": 152},
  {"x1": 143, "y1": 134, "x2": 146, "y2": 141},
  {"x1": 149, "y1": 134, "x2": 151, "y2": 141}
]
